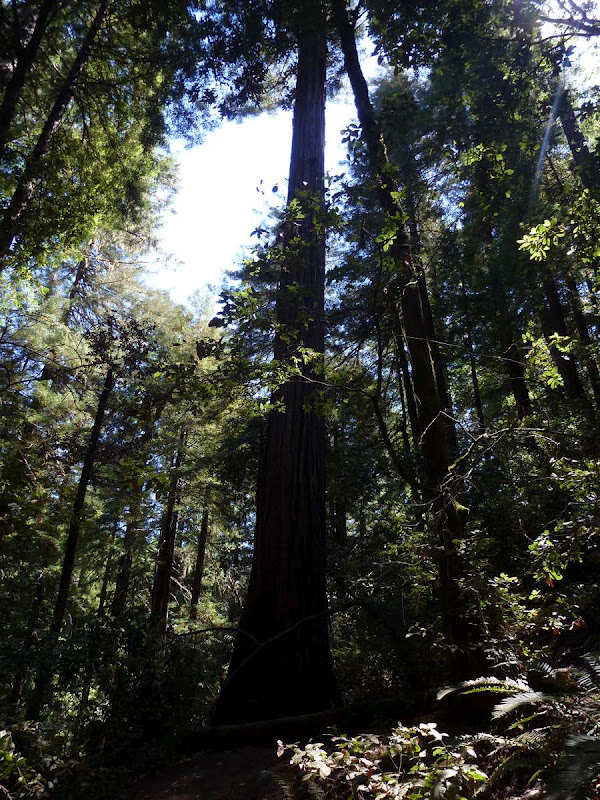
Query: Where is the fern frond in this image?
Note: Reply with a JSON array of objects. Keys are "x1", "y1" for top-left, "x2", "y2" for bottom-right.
[
  {"x1": 478, "y1": 750, "x2": 545, "y2": 796},
  {"x1": 547, "y1": 734, "x2": 600, "y2": 800},
  {"x1": 492, "y1": 692, "x2": 551, "y2": 719},
  {"x1": 272, "y1": 772, "x2": 309, "y2": 800},
  {"x1": 306, "y1": 781, "x2": 327, "y2": 800},
  {"x1": 437, "y1": 676, "x2": 531, "y2": 701},
  {"x1": 511, "y1": 729, "x2": 551, "y2": 750},
  {"x1": 574, "y1": 653, "x2": 600, "y2": 693},
  {"x1": 530, "y1": 660, "x2": 555, "y2": 680}
]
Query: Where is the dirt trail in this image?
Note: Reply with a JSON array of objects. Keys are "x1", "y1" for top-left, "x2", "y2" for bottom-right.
[{"x1": 122, "y1": 745, "x2": 288, "y2": 800}]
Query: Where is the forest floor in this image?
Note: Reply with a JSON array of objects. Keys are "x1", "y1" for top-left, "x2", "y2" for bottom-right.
[{"x1": 120, "y1": 744, "x2": 287, "y2": 799}]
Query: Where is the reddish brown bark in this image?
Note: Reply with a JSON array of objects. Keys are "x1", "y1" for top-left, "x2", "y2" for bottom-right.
[{"x1": 215, "y1": 10, "x2": 338, "y2": 723}]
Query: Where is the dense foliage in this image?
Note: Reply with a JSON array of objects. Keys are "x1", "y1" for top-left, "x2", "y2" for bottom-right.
[{"x1": 1, "y1": 0, "x2": 600, "y2": 797}]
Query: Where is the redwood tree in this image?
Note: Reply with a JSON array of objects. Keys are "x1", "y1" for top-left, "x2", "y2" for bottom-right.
[{"x1": 214, "y1": 0, "x2": 338, "y2": 723}]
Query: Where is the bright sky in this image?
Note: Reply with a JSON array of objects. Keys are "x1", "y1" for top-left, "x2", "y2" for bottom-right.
[
  {"x1": 147, "y1": 10, "x2": 599, "y2": 309},
  {"x1": 147, "y1": 98, "x2": 358, "y2": 305}
]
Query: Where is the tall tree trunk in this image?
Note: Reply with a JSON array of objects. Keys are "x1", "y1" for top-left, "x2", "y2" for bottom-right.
[
  {"x1": 331, "y1": 427, "x2": 347, "y2": 545},
  {"x1": 459, "y1": 271, "x2": 485, "y2": 433},
  {"x1": 150, "y1": 426, "x2": 186, "y2": 634},
  {"x1": 332, "y1": 0, "x2": 484, "y2": 667},
  {"x1": 0, "y1": 0, "x2": 59, "y2": 160},
  {"x1": 190, "y1": 507, "x2": 210, "y2": 620},
  {"x1": 111, "y1": 399, "x2": 167, "y2": 617},
  {"x1": 97, "y1": 522, "x2": 118, "y2": 616},
  {"x1": 389, "y1": 301, "x2": 421, "y2": 445},
  {"x1": 0, "y1": 0, "x2": 109, "y2": 266},
  {"x1": 215, "y1": 9, "x2": 338, "y2": 723},
  {"x1": 558, "y1": 89, "x2": 600, "y2": 192},
  {"x1": 9, "y1": 571, "x2": 46, "y2": 714},
  {"x1": 540, "y1": 274, "x2": 584, "y2": 399},
  {"x1": 504, "y1": 340, "x2": 532, "y2": 419},
  {"x1": 406, "y1": 189, "x2": 457, "y2": 453},
  {"x1": 26, "y1": 367, "x2": 115, "y2": 719},
  {"x1": 565, "y1": 272, "x2": 600, "y2": 407}
]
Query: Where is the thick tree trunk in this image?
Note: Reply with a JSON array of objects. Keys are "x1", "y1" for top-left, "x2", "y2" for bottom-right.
[
  {"x1": 190, "y1": 507, "x2": 210, "y2": 620},
  {"x1": 215, "y1": 11, "x2": 338, "y2": 723},
  {"x1": 0, "y1": 0, "x2": 59, "y2": 160},
  {"x1": 26, "y1": 367, "x2": 115, "y2": 719},
  {"x1": 150, "y1": 426, "x2": 186, "y2": 634},
  {"x1": 0, "y1": 0, "x2": 109, "y2": 266}
]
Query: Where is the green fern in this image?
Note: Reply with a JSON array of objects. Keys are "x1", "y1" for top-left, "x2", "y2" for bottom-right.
[
  {"x1": 437, "y1": 676, "x2": 531, "y2": 701},
  {"x1": 547, "y1": 734, "x2": 600, "y2": 800},
  {"x1": 479, "y1": 749, "x2": 546, "y2": 796},
  {"x1": 574, "y1": 652, "x2": 600, "y2": 693},
  {"x1": 492, "y1": 692, "x2": 551, "y2": 719},
  {"x1": 306, "y1": 781, "x2": 327, "y2": 800},
  {"x1": 271, "y1": 772, "x2": 310, "y2": 800}
]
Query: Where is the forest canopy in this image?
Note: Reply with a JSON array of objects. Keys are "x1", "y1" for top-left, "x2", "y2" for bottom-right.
[{"x1": 1, "y1": 0, "x2": 600, "y2": 798}]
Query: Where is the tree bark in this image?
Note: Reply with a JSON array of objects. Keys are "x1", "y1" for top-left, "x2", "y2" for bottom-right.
[
  {"x1": 540, "y1": 274, "x2": 583, "y2": 399},
  {"x1": 459, "y1": 271, "x2": 485, "y2": 433},
  {"x1": 558, "y1": 88, "x2": 600, "y2": 192},
  {"x1": 504, "y1": 341, "x2": 532, "y2": 419},
  {"x1": 111, "y1": 399, "x2": 167, "y2": 617},
  {"x1": 9, "y1": 570, "x2": 46, "y2": 714},
  {"x1": 26, "y1": 367, "x2": 115, "y2": 719},
  {"x1": 190, "y1": 507, "x2": 210, "y2": 620},
  {"x1": 0, "y1": 0, "x2": 59, "y2": 160},
  {"x1": 150, "y1": 425, "x2": 186, "y2": 634},
  {"x1": 0, "y1": 0, "x2": 109, "y2": 266},
  {"x1": 332, "y1": 0, "x2": 484, "y2": 668},
  {"x1": 214, "y1": 9, "x2": 338, "y2": 723},
  {"x1": 565, "y1": 272, "x2": 600, "y2": 407},
  {"x1": 97, "y1": 522, "x2": 118, "y2": 616}
]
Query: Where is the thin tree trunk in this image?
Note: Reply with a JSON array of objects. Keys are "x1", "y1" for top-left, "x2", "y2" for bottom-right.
[
  {"x1": 331, "y1": 427, "x2": 347, "y2": 545},
  {"x1": 459, "y1": 272, "x2": 485, "y2": 432},
  {"x1": 541, "y1": 274, "x2": 584, "y2": 399},
  {"x1": 190, "y1": 507, "x2": 210, "y2": 620},
  {"x1": 389, "y1": 302, "x2": 421, "y2": 445},
  {"x1": 26, "y1": 367, "x2": 115, "y2": 719},
  {"x1": 150, "y1": 426, "x2": 186, "y2": 634},
  {"x1": 332, "y1": 0, "x2": 484, "y2": 668},
  {"x1": 215, "y1": 10, "x2": 338, "y2": 723},
  {"x1": 565, "y1": 272, "x2": 600, "y2": 407},
  {"x1": 0, "y1": 0, "x2": 59, "y2": 160},
  {"x1": 70, "y1": 672, "x2": 91, "y2": 756},
  {"x1": 0, "y1": 0, "x2": 109, "y2": 266},
  {"x1": 406, "y1": 190, "x2": 457, "y2": 453},
  {"x1": 97, "y1": 522, "x2": 118, "y2": 616},
  {"x1": 9, "y1": 571, "x2": 46, "y2": 714},
  {"x1": 111, "y1": 400, "x2": 167, "y2": 617},
  {"x1": 558, "y1": 88, "x2": 600, "y2": 192}
]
